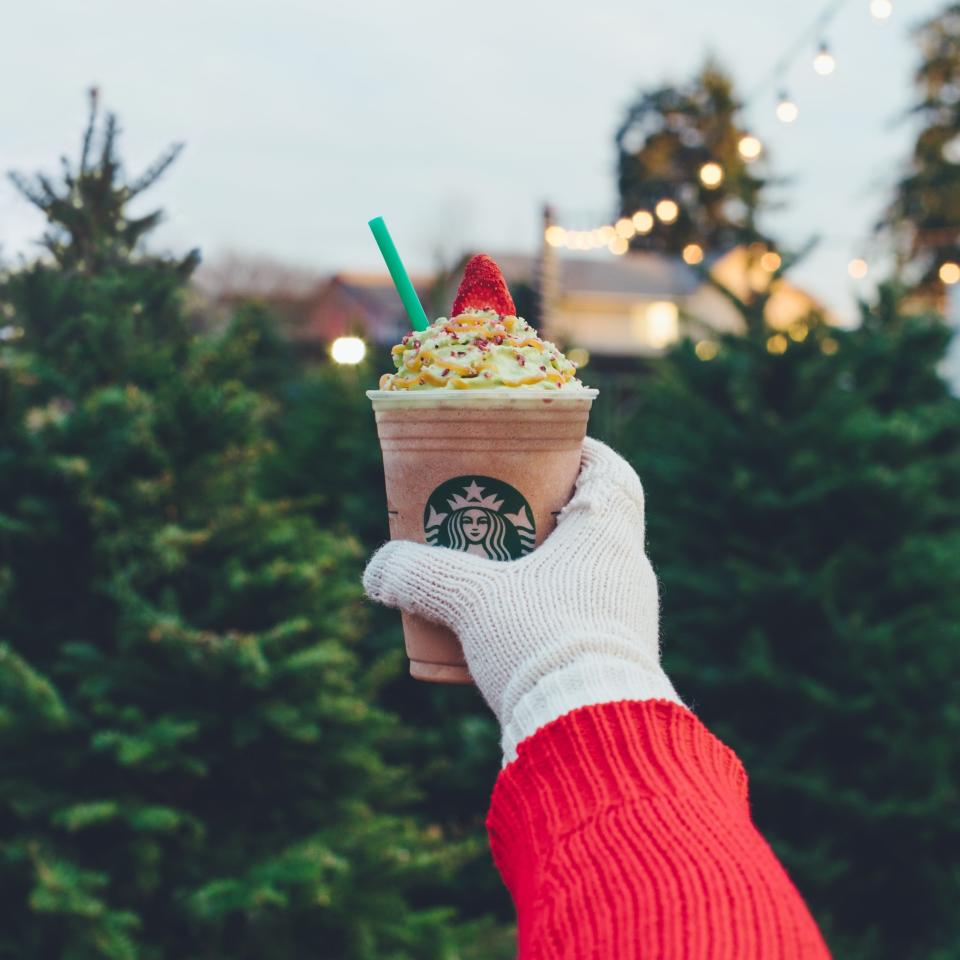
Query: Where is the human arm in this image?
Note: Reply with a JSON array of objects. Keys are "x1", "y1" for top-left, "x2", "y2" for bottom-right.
[{"x1": 363, "y1": 438, "x2": 831, "y2": 958}]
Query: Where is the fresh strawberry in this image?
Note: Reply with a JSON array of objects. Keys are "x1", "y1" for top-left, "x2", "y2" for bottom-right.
[{"x1": 451, "y1": 254, "x2": 516, "y2": 317}]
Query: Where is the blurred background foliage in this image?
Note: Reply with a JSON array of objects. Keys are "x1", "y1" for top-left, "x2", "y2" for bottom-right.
[{"x1": 3, "y1": 11, "x2": 960, "y2": 956}]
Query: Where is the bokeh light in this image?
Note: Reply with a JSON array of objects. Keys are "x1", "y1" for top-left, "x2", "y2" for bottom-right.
[
  {"x1": 738, "y1": 135, "x2": 763, "y2": 161},
  {"x1": 813, "y1": 45, "x2": 836, "y2": 76},
  {"x1": 848, "y1": 258, "x2": 869, "y2": 279},
  {"x1": 940, "y1": 262, "x2": 960, "y2": 284},
  {"x1": 655, "y1": 199, "x2": 679, "y2": 223},
  {"x1": 699, "y1": 162, "x2": 724, "y2": 188},
  {"x1": 632, "y1": 210, "x2": 655, "y2": 234},
  {"x1": 330, "y1": 336, "x2": 367, "y2": 365},
  {"x1": 776, "y1": 95, "x2": 799, "y2": 123},
  {"x1": 567, "y1": 346, "x2": 590, "y2": 368},
  {"x1": 760, "y1": 251, "x2": 782, "y2": 272}
]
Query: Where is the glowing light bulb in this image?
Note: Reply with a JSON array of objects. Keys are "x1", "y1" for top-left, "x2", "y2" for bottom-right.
[
  {"x1": 567, "y1": 346, "x2": 590, "y2": 368},
  {"x1": 699, "y1": 162, "x2": 724, "y2": 188},
  {"x1": 813, "y1": 44, "x2": 836, "y2": 76},
  {"x1": 760, "y1": 251, "x2": 782, "y2": 272},
  {"x1": 776, "y1": 94, "x2": 799, "y2": 124},
  {"x1": 609, "y1": 236, "x2": 629, "y2": 255},
  {"x1": 848, "y1": 258, "x2": 869, "y2": 279},
  {"x1": 545, "y1": 225, "x2": 567, "y2": 247},
  {"x1": 645, "y1": 301, "x2": 680, "y2": 348},
  {"x1": 738, "y1": 135, "x2": 763, "y2": 162},
  {"x1": 870, "y1": 0, "x2": 892, "y2": 20},
  {"x1": 330, "y1": 336, "x2": 367, "y2": 365},
  {"x1": 615, "y1": 217, "x2": 636, "y2": 239},
  {"x1": 940, "y1": 262, "x2": 960, "y2": 284},
  {"x1": 655, "y1": 199, "x2": 679, "y2": 224},
  {"x1": 632, "y1": 210, "x2": 654, "y2": 234},
  {"x1": 682, "y1": 243, "x2": 704, "y2": 265},
  {"x1": 766, "y1": 334, "x2": 788, "y2": 355},
  {"x1": 599, "y1": 225, "x2": 616, "y2": 243}
]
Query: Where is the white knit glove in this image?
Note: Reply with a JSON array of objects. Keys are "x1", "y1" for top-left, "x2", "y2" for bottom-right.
[{"x1": 363, "y1": 437, "x2": 684, "y2": 764}]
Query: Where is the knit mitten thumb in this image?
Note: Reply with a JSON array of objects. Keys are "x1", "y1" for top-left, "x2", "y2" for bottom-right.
[{"x1": 363, "y1": 437, "x2": 683, "y2": 763}]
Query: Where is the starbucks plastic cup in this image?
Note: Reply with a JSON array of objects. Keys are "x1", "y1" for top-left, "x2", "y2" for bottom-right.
[{"x1": 367, "y1": 387, "x2": 598, "y2": 684}]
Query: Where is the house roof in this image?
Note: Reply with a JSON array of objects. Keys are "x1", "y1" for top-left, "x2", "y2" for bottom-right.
[{"x1": 480, "y1": 250, "x2": 701, "y2": 300}]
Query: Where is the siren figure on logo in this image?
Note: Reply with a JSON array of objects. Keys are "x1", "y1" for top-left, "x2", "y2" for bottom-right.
[{"x1": 424, "y1": 477, "x2": 536, "y2": 561}]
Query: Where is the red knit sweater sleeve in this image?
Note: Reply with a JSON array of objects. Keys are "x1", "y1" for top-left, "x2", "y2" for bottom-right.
[{"x1": 486, "y1": 700, "x2": 831, "y2": 959}]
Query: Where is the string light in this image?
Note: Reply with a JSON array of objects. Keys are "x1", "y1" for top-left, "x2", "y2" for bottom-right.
[
  {"x1": 813, "y1": 43, "x2": 836, "y2": 76},
  {"x1": 738, "y1": 135, "x2": 763, "y2": 161},
  {"x1": 544, "y1": 0, "x2": 884, "y2": 273},
  {"x1": 330, "y1": 336, "x2": 367, "y2": 365},
  {"x1": 789, "y1": 321, "x2": 809, "y2": 342},
  {"x1": 942, "y1": 133, "x2": 960, "y2": 164},
  {"x1": 776, "y1": 93, "x2": 799, "y2": 124},
  {"x1": 567, "y1": 346, "x2": 590, "y2": 368},
  {"x1": 545, "y1": 225, "x2": 567, "y2": 248},
  {"x1": 699, "y1": 162, "x2": 724, "y2": 189},
  {"x1": 695, "y1": 340, "x2": 719, "y2": 361},
  {"x1": 767, "y1": 333, "x2": 788, "y2": 354},
  {"x1": 632, "y1": 210, "x2": 654, "y2": 233},
  {"x1": 760, "y1": 251, "x2": 782, "y2": 272},
  {"x1": 848, "y1": 258, "x2": 869, "y2": 279},
  {"x1": 655, "y1": 199, "x2": 679, "y2": 223},
  {"x1": 939, "y1": 262, "x2": 960, "y2": 284}
]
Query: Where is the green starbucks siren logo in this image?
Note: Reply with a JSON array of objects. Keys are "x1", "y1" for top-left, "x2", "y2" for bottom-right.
[{"x1": 424, "y1": 476, "x2": 535, "y2": 561}]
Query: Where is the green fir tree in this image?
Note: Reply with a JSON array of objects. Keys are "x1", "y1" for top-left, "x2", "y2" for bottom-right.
[
  {"x1": 608, "y1": 283, "x2": 960, "y2": 959},
  {"x1": 616, "y1": 61, "x2": 771, "y2": 257},
  {"x1": 884, "y1": 3, "x2": 960, "y2": 295},
  {"x1": 0, "y1": 94, "x2": 504, "y2": 960}
]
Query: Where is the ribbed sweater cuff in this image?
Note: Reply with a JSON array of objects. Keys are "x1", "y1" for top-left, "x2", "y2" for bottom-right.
[
  {"x1": 486, "y1": 700, "x2": 831, "y2": 959},
  {"x1": 488, "y1": 700, "x2": 747, "y2": 895}
]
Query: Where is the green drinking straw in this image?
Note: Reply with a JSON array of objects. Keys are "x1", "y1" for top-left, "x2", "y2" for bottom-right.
[{"x1": 368, "y1": 216, "x2": 429, "y2": 332}]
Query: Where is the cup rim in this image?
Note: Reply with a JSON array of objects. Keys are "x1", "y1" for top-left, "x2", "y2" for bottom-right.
[{"x1": 366, "y1": 387, "x2": 598, "y2": 403}]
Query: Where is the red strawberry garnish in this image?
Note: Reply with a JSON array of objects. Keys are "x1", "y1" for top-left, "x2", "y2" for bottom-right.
[{"x1": 451, "y1": 254, "x2": 516, "y2": 317}]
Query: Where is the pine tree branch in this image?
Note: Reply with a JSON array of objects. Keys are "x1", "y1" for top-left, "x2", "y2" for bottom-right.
[
  {"x1": 128, "y1": 144, "x2": 185, "y2": 199},
  {"x1": 79, "y1": 87, "x2": 99, "y2": 176}
]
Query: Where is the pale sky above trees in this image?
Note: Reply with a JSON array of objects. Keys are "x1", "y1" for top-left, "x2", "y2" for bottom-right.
[{"x1": 0, "y1": 0, "x2": 945, "y2": 323}]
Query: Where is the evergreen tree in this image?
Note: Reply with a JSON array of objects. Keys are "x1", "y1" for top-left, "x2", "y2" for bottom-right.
[
  {"x1": 884, "y1": 3, "x2": 960, "y2": 295},
  {"x1": 259, "y1": 361, "x2": 515, "y2": 949},
  {"x1": 0, "y1": 96, "x2": 503, "y2": 959},
  {"x1": 616, "y1": 61, "x2": 771, "y2": 256},
  {"x1": 607, "y1": 283, "x2": 960, "y2": 959}
]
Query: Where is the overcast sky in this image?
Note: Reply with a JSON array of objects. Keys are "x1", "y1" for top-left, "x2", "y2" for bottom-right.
[{"x1": 0, "y1": 0, "x2": 944, "y2": 323}]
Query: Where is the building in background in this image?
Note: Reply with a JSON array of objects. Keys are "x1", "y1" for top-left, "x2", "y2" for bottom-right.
[
  {"x1": 289, "y1": 272, "x2": 432, "y2": 351},
  {"x1": 199, "y1": 213, "x2": 828, "y2": 366}
]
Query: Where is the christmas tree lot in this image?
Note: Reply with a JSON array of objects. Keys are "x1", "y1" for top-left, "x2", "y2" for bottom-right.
[
  {"x1": 5, "y1": 66, "x2": 960, "y2": 960},
  {"x1": 0, "y1": 96, "x2": 511, "y2": 959}
]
